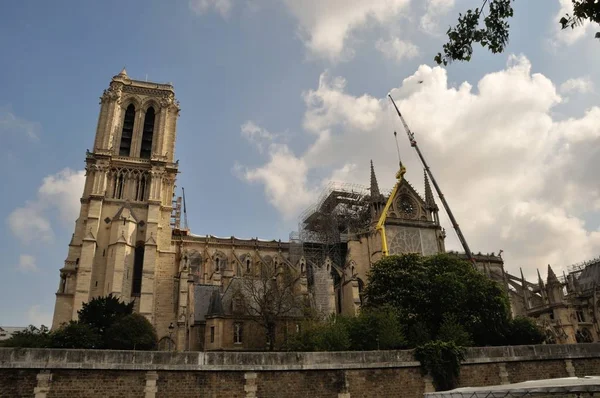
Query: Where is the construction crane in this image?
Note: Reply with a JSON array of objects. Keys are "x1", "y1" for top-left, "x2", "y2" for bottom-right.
[
  {"x1": 182, "y1": 187, "x2": 189, "y2": 231},
  {"x1": 376, "y1": 143, "x2": 406, "y2": 257},
  {"x1": 388, "y1": 94, "x2": 476, "y2": 266}
]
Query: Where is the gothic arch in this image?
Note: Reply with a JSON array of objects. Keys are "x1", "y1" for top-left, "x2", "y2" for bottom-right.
[
  {"x1": 212, "y1": 250, "x2": 227, "y2": 272},
  {"x1": 120, "y1": 95, "x2": 142, "y2": 110},
  {"x1": 141, "y1": 99, "x2": 160, "y2": 113}
]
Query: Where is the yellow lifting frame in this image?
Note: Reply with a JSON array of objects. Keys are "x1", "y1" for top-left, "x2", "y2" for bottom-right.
[{"x1": 375, "y1": 164, "x2": 407, "y2": 257}]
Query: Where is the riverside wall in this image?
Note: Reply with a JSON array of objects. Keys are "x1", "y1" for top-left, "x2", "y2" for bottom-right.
[{"x1": 1, "y1": 344, "x2": 600, "y2": 397}]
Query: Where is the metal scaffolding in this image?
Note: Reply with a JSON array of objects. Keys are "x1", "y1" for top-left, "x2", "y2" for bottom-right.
[{"x1": 294, "y1": 182, "x2": 372, "y2": 268}]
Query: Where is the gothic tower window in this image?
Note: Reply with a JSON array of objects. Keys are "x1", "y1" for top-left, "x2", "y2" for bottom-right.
[
  {"x1": 113, "y1": 173, "x2": 125, "y2": 199},
  {"x1": 135, "y1": 173, "x2": 147, "y2": 201},
  {"x1": 120, "y1": 104, "x2": 135, "y2": 156},
  {"x1": 140, "y1": 107, "x2": 155, "y2": 159},
  {"x1": 132, "y1": 243, "x2": 144, "y2": 296}
]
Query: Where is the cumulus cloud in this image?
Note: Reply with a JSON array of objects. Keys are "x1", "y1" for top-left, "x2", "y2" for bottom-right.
[
  {"x1": 238, "y1": 143, "x2": 316, "y2": 218},
  {"x1": 189, "y1": 0, "x2": 233, "y2": 17},
  {"x1": 0, "y1": 106, "x2": 40, "y2": 142},
  {"x1": 420, "y1": 0, "x2": 455, "y2": 34},
  {"x1": 281, "y1": 0, "x2": 412, "y2": 61},
  {"x1": 17, "y1": 254, "x2": 38, "y2": 273},
  {"x1": 7, "y1": 168, "x2": 85, "y2": 244},
  {"x1": 559, "y1": 76, "x2": 594, "y2": 94},
  {"x1": 375, "y1": 37, "x2": 419, "y2": 63},
  {"x1": 241, "y1": 120, "x2": 278, "y2": 153},
  {"x1": 241, "y1": 54, "x2": 600, "y2": 279}
]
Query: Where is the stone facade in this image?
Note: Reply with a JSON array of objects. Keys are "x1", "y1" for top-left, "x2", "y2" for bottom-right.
[
  {"x1": 51, "y1": 71, "x2": 511, "y2": 352},
  {"x1": 509, "y1": 258, "x2": 600, "y2": 344},
  {"x1": 2, "y1": 344, "x2": 600, "y2": 397}
]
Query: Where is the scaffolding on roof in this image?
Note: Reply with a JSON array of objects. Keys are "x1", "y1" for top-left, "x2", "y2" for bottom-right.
[{"x1": 296, "y1": 182, "x2": 372, "y2": 268}]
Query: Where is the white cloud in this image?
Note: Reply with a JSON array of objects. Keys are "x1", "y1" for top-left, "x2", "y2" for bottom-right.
[
  {"x1": 375, "y1": 37, "x2": 419, "y2": 63},
  {"x1": 0, "y1": 106, "x2": 40, "y2": 142},
  {"x1": 27, "y1": 305, "x2": 52, "y2": 328},
  {"x1": 7, "y1": 168, "x2": 85, "y2": 244},
  {"x1": 189, "y1": 0, "x2": 233, "y2": 17},
  {"x1": 282, "y1": 0, "x2": 412, "y2": 61},
  {"x1": 550, "y1": 0, "x2": 596, "y2": 46},
  {"x1": 241, "y1": 120, "x2": 277, "y2": 153},
  {"x1": 559, "y1": 76, "x2": 594, "y2": 94},
  {"x1": 420, "y1": 0, "x2": 455, "y2": 35},
  {"x1": 238, "y1": 143, "x2": 317, "y2": 219},
  {"x1": 241, "y1": 54, "x2": 600, "y2": 279},
  {"x1": 17, "y1": 254, "x2": 38, "y2": 273}
]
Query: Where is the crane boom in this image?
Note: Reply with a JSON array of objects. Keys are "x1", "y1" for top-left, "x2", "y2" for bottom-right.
[
  {"x1": 376, "y1": 163, "x2": 406, "y2": 257},
  {"x1": 388, "y1": 94, "x2": 476, "y2": 266}
]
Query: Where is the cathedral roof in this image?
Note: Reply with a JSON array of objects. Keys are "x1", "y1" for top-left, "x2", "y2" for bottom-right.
[{"x1": 194, "y1": 285, "x2": 221, "y2": 322}]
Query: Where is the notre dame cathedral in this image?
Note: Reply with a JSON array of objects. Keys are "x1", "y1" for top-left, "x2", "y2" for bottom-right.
[{"x1": 53, "y1": 70, "x2": 563, "y2": 352}]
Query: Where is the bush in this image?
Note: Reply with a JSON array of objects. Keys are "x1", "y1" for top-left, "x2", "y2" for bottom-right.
[
  {"x1": 414, "y1": 340, "x2": 465, "y2": 391},
  {"x1": 286, "y1": 318, "x2": 350, "y2": 352},
  {"x1": 0, "y1": 325, "x2": 51, "y2": 348},
  {"x1": 50, "y1": 321, "x2": 102, "y2": 349},
  {"x1": 105, "y1": 313, "x2": 157, "y2": 350},
  {"x1": 436, "y1": 315, "x2": 473, "y2": 347},
  {"x1": 506, "y1": 316, "x2": 544, "y2": 346},
  {"x1": 345, "y1": 306, "x2": 405, "y2": 350}
]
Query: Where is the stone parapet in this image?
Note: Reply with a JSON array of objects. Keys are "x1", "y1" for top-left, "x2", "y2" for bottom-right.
[{"x1": 2, "y1": 344, "x2": 600, "y2": 371}]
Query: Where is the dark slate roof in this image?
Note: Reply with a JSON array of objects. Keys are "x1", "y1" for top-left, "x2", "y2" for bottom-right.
[
  {"x1": 194, "y1": 285, "x2": 221, "y2": 322},
  {"x1": 207, "y1": 289, "x2": 224, "y2": 317}
]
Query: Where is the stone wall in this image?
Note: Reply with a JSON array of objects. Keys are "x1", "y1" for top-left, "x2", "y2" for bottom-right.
[{"x1": 1, "y1": 344, "x2": 600, "y2": 397}]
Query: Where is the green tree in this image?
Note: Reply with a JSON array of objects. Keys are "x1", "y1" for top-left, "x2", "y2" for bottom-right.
[
  {"x1": 105, "y1": 313, "x2": 157, "y2": 350},
  {"x1": 435, "y1": 0, "x2": 600, "y2": 66},
  {"x1": 50, "y1": 321, "x2": 102, "y2": 349},
  {"x1": 414, "y1": 341, "x2": 465, "y2": 391},
  {"x1": 506, "y1": 316, "x2": 545, "y2": 345},
  {"x1": 364, "y1": 253, "x2": 511, "y2": 347},
  {"x1": 0, "y1": 325, "x2": 51, "y2": 348},
  {"x1": 77, "y1": 294, "x2": 134, "y2": 347},
  {"x1": 344, "y1": 306, "x2": 406, "y2": 350},
  {"x1": 285, "y1": 317, "x2": 351, "y2": 352}
]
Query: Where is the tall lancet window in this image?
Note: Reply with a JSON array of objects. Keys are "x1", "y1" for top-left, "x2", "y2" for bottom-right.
[
  {"x1": 120, "y1": 104, "x2": 135, "y2": 156},
  {"x1": 132, "y1": 243, "x2": 144, "y2": 296},
  {"x1": 140, "y1": 107, "x2": 155, "y2": 159}
]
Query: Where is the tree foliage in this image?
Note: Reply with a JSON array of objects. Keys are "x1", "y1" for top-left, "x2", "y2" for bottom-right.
[
  {"x1": 414, "y1": 341, "x2": 465, "y2": 391},
  {"x1": 234, "y1": 262, "x2": 305, "y2": 351},
  {"x1": 506, "y1": 316, "x2": 545, "y2": 345},
  {"x1": 105, "y1": 313, "x2": 157, "y2": 350},
  {"x1": 0, "y1": 325, "x2": 51, "y2": 348},
  {"x1": 435, "y1": 0, "x2": 600, "y2": 66},
  {"x1": 1, "y1": 295, "x2": 157, "y2": 350},
  {"x1": 364, "y1": 253, "x2": 511, "y2": 347},
  {"x1": 50, "y1": 321, "x2": 102, "y2": 349},
  {"x1": 342, "y1": 306, "x2": 406, "y2": 351}
]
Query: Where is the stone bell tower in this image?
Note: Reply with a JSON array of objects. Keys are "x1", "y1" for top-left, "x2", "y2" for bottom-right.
[{"x1": 51, "y1": 69, "x2": 180, "y2": 329}]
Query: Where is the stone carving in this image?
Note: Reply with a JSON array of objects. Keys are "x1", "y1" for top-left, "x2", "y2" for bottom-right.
[{"x1": 100, "y1": 82, "x2": 123, "y2": 104}]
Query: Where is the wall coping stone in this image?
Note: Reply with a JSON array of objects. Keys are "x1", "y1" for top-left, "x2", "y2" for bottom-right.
[{"x1": 1, "y1": 344, "x2": 599, "y2": 371}]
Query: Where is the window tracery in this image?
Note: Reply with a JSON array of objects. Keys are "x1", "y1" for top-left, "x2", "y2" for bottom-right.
[
  {"x1": 107, "y1": 167, "x2": 150, "y2": 201},
  {"x1": 119, "y1": 104, "x2": 135, "y2": 156}
]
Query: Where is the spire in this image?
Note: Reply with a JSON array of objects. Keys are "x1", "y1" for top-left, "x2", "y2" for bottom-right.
[
  {"x1": 547, "y1": 264, "x2": 559, "y2": 285},
  {"x1": 118, "y1": 67, "x2": 128, "y2": 77},
  {"x1": 424, "y1": 169, "x2": 438, "y2": 211},
  {"x1": 537, "y1": 268, "x2": 545, "y2": 289},
  {"x1": 370, "y1": 160, "x2": 382, "y2": 201},
  {"x1": 520, "y1": 267, "x2": 526, "y2": 285}
]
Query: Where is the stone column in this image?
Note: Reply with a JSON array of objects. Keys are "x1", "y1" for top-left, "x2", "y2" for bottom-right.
[
  {"x1": 498, "y1": 362, "x2": 510, "y2": 384},
  {"x1": 565, "y1": 359, "x2": 576, "y2": 377},
  {"x1": 144, "y1": 371, "x2": 159, "y2": 398},
  {"x1": 244, "y1": 372, "x2": 257, "y2": 398},
  {"x1": 34, "y1": 370, "x2": 52, "y2": 398}
]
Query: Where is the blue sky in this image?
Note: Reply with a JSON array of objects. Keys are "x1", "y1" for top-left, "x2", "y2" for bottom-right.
[{"x1": 1, "y1": 0, "x2": 599, "y2": 327}]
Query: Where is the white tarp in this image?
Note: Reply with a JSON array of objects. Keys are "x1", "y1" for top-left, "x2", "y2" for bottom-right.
[{"x1": 425, "y1": 376, "x2": 600, "y2": 397}]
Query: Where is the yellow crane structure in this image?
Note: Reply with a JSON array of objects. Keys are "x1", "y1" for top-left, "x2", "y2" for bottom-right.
[{"x1": 375, "y1": 133, "x2": 406, "y2": 257}]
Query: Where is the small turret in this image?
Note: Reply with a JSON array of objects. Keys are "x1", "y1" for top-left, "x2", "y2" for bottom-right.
[
  {"x1": 369, "y1": 160, "x2": 385, "y2": 221},
  {"x1": 546, "y1": 264, "x2": 563, "y2": 304},
  {"x1": 424, "y1": 169, "x2": 439, "y2": 224}
]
